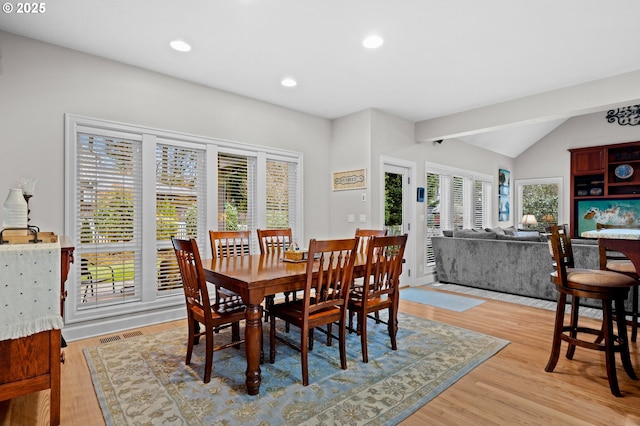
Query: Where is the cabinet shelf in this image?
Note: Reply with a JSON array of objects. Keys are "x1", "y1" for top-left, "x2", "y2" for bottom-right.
[{"x1": 570, "y1": 141, "x2": 640, "y2": 237}]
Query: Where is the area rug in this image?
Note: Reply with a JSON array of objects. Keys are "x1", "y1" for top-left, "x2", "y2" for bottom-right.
[
  {"x1": 84, "y1": 312, "x2": 508, "y2": 425},
  {"x1": 400, "y1": 287, "x2": 485, "y2": 312}
]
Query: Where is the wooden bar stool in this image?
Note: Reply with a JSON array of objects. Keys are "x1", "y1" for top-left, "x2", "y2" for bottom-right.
[{"x1": 546, "y1": 224, "x2": 638, "y2": 397}]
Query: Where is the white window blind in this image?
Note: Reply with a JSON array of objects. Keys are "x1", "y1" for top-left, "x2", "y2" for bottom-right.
[
  {"x1": 156, "y1": 142, "x2": 206, "y2": 293},
  {"x1": 425, "y1": 163, "x2": 493, "y2": 267},
  {"x1": 266, "y1": 158, "x2": 300, "y2": 243},
  {"x1": 218, "y1": 153, "x2": 257, "y2": 235},
  {"x1": 75, "y1": 132, "x2": 142, "y2": 308}
]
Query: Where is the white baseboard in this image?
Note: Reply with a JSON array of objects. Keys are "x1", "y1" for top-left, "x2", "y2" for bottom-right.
[{"x1": 62, "y1": 305, "x2": 186, "y2": 342}]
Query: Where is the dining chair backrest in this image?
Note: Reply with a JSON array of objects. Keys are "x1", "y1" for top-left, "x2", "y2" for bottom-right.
[
  {"x1": 355, "y1": 228, "x2": 388, "y2": 254},
  {"x1": 257, "y1": 228, "x2": 293, "y2": 254},
  {"x1": 361, "y1": 234, "x2": 408, "y2": 299},
  {"x1": 547, "y1": 224, "x2": 575, "y2": 284},
  {"x1": 172, "y1": 237, "x2": 211, "y2": 314},
  {"x1": 209, "y1": 230, "x2": 251, "y2": 259},
  {"x1": 303, "y1": 238, "x2": 358, "y2": 315}
]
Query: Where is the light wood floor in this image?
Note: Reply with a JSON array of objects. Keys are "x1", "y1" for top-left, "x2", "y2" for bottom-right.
[{"x1": 2, "y1": 287, "x2": 640, "y2": 426}]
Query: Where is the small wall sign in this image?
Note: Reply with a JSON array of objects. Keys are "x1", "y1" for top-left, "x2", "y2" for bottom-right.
[{"x1": 332, "y1": 169, "x2": 366, "y2": 191}]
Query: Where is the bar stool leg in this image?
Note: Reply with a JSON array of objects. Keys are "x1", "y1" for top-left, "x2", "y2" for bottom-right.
[
  {"x1": 545, "y1": 292, "x2": 566, "y2": 373},
  {"x1": 615, "y1": 296, "x2": 638, "y2": 380},
  {"x1": 602, "y1": 300, "x2": 621, "y2": 397},
  {"x1": 566, "y1": 296, "x2": 580, "y2": 360},
  {"x1": 631, "y1": 285, "x2": 638, "y2": 343}
]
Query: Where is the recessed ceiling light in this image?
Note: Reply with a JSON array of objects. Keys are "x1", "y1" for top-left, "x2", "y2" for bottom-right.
[
  {"x1": 363, "y1": 35, "x2": 384, "y2": 49},
  {"x1": 170, "y1": 39, "x2": 191, "y2": 52},
  {"x1": 281, "y1": 77, "x2": 297, "y2": 88}
]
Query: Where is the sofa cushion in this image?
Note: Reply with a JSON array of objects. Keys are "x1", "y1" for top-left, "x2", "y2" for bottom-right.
[
  {"x1": 453, "y1": 229, "x2": 497, "y2": 239},
  {"x1": 503, "y1": 226, "x2": 517, "y2": 236},
  {"x1": 485, "y1": 227, "x2": 506, "y2": 235},
  {"x1": 496, "y1": 233, "x2": 543, "y2": 242}
]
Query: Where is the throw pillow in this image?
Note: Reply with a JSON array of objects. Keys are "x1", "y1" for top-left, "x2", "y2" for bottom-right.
[
  {"x1": 485, "y1": 227, "x2": 506, "y2": 235},
  {"x1": 454, "y1": 229, "x2": 497, "y2": 239},
  {"x1": 503, "y1": 226, "x2": 517, "y2": 236},
  {"x1": 442, "y1": 230, "x2": 454, "y2": 237}
]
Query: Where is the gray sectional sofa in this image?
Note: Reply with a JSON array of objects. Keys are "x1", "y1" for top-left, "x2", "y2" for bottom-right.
[{"x1": 431, "y1": 228, "x2": 603, "y2": 308}]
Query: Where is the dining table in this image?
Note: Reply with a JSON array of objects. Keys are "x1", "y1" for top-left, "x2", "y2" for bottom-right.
[
  {"x1": 581, "y1": 228, "x2": 640, "y2": 272},
  {"x1": 202, "y1": 252, "x2": 367, "y2": 395}
]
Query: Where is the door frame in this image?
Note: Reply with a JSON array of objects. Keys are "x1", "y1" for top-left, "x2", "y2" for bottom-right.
[{"x1": 379, "y1": 156, "x2": 416, "y2": 287}]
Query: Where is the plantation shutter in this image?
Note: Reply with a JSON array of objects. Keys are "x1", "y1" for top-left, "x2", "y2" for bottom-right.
[
  {"x1": 266, "y1": 158, "x2": 300, "y2": 243},
  {"x1": 75, "y1": 131, "x2": 142, "y2": 308},
  {"x1": 156, "y1": 142, "x2": 206, "y2": 293},
  {"x1": 425, "y1": 172, "x2": 442, "y2": 265},
  {"x1": 218, "y1": 153, "x2": 257, "y2": 236},
  {"x1": 474, "y1": 179, "x2": 493, "y2": 229}
]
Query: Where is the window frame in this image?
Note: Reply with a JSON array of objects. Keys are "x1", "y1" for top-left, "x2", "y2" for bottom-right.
[
  {"x1": 64, "y1": 114, "x2": 303, "y2": 329},
  {"x1": 514, "y1": 177, "x2": 563, "y2": 229}
]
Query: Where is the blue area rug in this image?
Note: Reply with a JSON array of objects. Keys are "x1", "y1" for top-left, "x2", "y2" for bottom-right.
[
  {"x1": 400, "y1": 288, "x2": 485, "y2": 312},
  {"x1": 84, "y1": 311, "x2": 507, "y2": 425}
]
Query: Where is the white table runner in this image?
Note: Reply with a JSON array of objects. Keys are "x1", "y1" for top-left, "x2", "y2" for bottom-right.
[{"x1": 0, "y1": 241, "x2": 62, "y2": 340}]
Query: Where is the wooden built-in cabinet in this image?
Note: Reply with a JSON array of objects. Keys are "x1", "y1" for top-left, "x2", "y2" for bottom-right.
[{"x1": 570, "y1": 141, "x2": 640, "y2": 237}]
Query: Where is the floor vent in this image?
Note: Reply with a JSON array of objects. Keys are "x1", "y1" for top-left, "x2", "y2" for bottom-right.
[
  {"x1": 99, "y1": 335, "x2": 122, "y2": 344},
  {"x1": 123, "y1": 330, "x2": 143, "y2": 339}
]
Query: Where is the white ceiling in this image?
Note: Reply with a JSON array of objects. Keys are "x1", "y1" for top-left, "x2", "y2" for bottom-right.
[{"x1": 2, "y1": 0, "x2": 640, "y2": 157}]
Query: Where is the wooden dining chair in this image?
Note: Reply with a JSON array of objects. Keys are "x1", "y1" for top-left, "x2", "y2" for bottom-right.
[
  {"x1": 269, "y1": 237, "x2": 358, "y2": 386},
  {"x1": 257, "y1": 228, "x2": 295, "y2": 326},
  {"x1": 209, "y1": 230, "x2": 250, "y2": 303},
  {"x1": 348, "y1": 234, "x2": 407, "y2": 363},
  {"x1": 354, "y1": 228, "x2": 388, "y2": 323},
  {"x1": 355, "y1": 228, "x2": 388, "y2": 253},
  {"x1": 546, "y1": 224, "x2": 637, "y2": 396},
  {"x1": 257, "y1": 228, "x2": 293, "y2": 254},
  {"x1": 171, "y1": 237, "x2": 245, "y2": 383},
  {"x1": 597, "y1": 223, "x2": 640, "y2": 342}
]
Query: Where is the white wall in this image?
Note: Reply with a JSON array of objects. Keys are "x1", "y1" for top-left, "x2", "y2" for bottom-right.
[
  {"x1": 0, "y1": 31, "x2": 333, "y2": 239},
  {"x1": 329, "y1": 110, "x2": 372, "y2": 238},
  {"x1": 515, "y1": 111, "x2": 640, "y2": 224}
]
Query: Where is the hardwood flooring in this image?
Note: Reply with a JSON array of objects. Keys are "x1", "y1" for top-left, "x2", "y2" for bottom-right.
[{"x1": 2, "y1": 287, "x2": 640, "y2": 425}]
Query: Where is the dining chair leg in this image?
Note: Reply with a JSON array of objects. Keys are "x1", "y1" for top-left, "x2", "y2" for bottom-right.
[
  {"x1": 186, "y1": 319, "x2": 196, "y2": 365},
  {"x1": 545, "y1": 293, "x2": 566, "y2": 373},
  {"x1": 269, "y1": 315, "x2": 276, "y2": 364},
  {"x1": 203, "y1": 327, "x2": 214, "y2": 384},
  {"x1": 388, "y1": 307, "x2": 398, "y2": 351},
  {"x1": 301, "y1": 327, "x2": 310, "y2": 386},
  {"x1": 360, "y1": 313, "x2": 369, "y2": 363},
  {"x1": 339, "y1": 319, "x2": 348, "y2": 370}
]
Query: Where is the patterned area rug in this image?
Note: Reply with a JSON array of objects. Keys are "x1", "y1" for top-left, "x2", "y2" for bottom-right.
[{"x1": 84, "y1": 312, "x2": 508, "y2": 425}]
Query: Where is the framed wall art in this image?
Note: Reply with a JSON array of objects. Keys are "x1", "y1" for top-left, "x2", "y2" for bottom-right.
[
  {"x1": 332, "y1": 169, "x2": 366, "y2": 191},
  {"x1": 499, "y1": 168, "x2": 510, "y2": 221}
]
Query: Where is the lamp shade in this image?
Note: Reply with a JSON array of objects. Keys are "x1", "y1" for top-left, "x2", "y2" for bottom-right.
[{"x1": 520, "y1": 214, "x2": 538, "y2": 225}]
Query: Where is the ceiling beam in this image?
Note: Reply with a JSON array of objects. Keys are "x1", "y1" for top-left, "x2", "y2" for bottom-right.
[{"x1": 415, "y1": 70, "x2": 640, "y2": 142}]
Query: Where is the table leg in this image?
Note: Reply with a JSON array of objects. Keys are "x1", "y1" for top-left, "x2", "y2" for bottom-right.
[{"x1": 244, "y1": 303, "x2": 263, "y2": 395}]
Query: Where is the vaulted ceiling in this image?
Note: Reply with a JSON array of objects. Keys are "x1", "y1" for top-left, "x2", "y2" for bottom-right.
[{"x1": 2, "y1": 0, "x2": 640, "y2": 157}]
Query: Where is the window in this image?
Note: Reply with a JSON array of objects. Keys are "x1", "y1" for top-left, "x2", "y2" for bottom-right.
[
  {"x1": 515, "y1": 177, "x2": 562, "y2": 231},
  {"x1": 425, "y1": 163, "x2": 493, "y2": 266},
  {"x1": 266, "y1": 158, "x2": 300, "y2": 243},
  {"x1": 156, "y1": 142, "x2": 206, "y2": 294},
  {"x1": 65, "y1": 115, "x2": 302, "y2": 331}
]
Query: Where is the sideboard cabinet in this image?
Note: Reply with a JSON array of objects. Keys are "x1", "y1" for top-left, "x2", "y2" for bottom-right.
[{"x1": 570, "y1": 141, "x2": 640, "y2": 237}]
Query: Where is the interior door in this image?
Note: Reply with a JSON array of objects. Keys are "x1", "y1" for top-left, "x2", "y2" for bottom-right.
[{"x1": 384, "y1": 163, "x2": 413, "y2": 283}]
